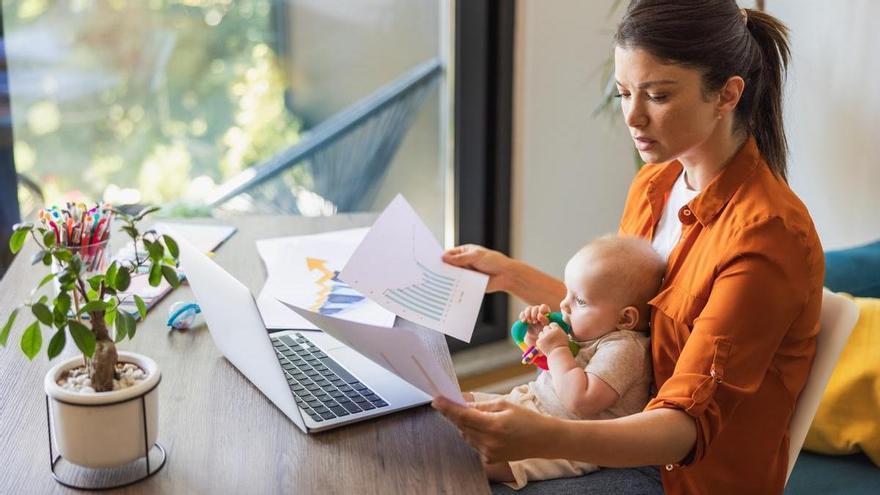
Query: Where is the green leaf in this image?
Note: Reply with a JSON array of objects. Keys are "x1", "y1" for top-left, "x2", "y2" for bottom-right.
[
  {"x1": 114, "y1": 321, "x2": 126, "y2": 342},
  {"x1": 20, "y1": 322, "x2": 41, "y2": 360},
  {"x1": 1, "y1": 308, "x2": 18, "y2": 347},
  {"x1": 87, "y1": 274, "x2": 104, "y2": 291},
  {"x1": 32, "y1": 303, "x2": 53, "y2": 326},
  {"x1": 54, "y1": 249, "x2": 73, "y2": 263},
  {"x1": 30, "y1": 249, "x2": 47, "y2": 265},
  {"x1": 133, "y1": 295, "x2": 147, "y2": 320},
  {"x1": 161, "y1": 265, "x2": 180, "y2": 288},
  {"x1": 42, "y1": 230, "x2": 56, "y2": 248},
  {"x1": 77, "y1": 300, "x2": 107, "y2": 316},
  {"x1": 53, "y1": 307, "x2": 66, "y2": 329},
  {"x1": 57, "y1": 269, "x2": 75, "y2": 286},
  {"x1": 12, "y1": 221, "x2": 34, "y2": 230},
  {"x1": 54, "y1": 293, "x2": 71, "y2": 315},
  {"x1": 67, "y1": 320, "x2": 96, "y2": 358},
  {"x1": 35, "y1": 273, "x2": 55, "y2": 290},
  {"x1": 47, "y1": 328, "x2": 66, "y2": 359},
  {"x1": 148, "y1": 262, "x2": 162, "y2": 286},
  {"x1": 105, "y1": 261, "x2": 118, "y2": 290},
  {"x1": 42, "y1": 252, "x2": 52, "y2": 266},
  {"x1": 9, "y1": 228, "x2": 28, "y2": 254},
  {"x1": 117, "y1": 311, "x2": 136, "y2": 340},
  {"x1": 53, "y1": 293, "x2": 72, "y2": 328},
  {"x1": 162, "y1": 235, "x2": 179, "y2": 258},
  {"x1": 122, "y1": 225, "x2": 139, "y2": 239},
  {"x1": 134, "y1": 205, "x2": 161, "y2": 221},
  {"x1": 105, "y1": 307, "x2": 118, "y2": 330},
  {"x1": 115, "y1": 267, "x2": 131, "y2": 292},
  {"x1": 146, "y1": 240, "x2": 164, "y2": 262}
]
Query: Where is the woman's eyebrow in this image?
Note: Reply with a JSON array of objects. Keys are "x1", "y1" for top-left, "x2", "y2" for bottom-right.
[{"x1": 615, "y1": 79, "x2": 678, "y2": 89}]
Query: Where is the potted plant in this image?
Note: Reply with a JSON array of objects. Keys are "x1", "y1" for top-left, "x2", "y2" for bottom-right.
[{"x1": 0, "y1": 205, "x2": 180, "y2": 473}]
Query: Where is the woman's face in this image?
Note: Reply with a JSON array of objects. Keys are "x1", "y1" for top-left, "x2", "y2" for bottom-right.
[{"x1": 614, "y1": 46, "x2": 722, "y2": 164}]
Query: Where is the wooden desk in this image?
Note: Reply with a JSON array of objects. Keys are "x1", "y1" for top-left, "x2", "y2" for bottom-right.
[{"x1": 0, "y1": 215, "x2": 488, "y2": 494}]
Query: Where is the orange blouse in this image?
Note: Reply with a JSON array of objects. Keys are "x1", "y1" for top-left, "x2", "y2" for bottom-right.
[{"x1": 619, "y1": 138, "x2": 824, "y2": 494}]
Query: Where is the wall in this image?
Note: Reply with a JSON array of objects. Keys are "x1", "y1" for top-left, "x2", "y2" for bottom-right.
[
  {"x1": 766, "y1": 0, "x2": 880, "y2": 250},
  {"x1": 512, "y1": 0, "x2": 880, "y2": 323},
  {"x1": 511, "y1": 0, "x2": 632, "y2": 312}
]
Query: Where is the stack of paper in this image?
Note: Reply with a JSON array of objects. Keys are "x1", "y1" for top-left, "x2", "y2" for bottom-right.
[
  {"x1": 255, "y1": 228, "x2": 396, "y2": 330},
  {"x1": 269, "y1": 194, "x2": 488, "y2": 403}
]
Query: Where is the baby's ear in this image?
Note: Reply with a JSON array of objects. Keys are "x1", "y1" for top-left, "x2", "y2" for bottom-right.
[{"x1": 616, "y1": 306, "x2": 640, "y2": 331}]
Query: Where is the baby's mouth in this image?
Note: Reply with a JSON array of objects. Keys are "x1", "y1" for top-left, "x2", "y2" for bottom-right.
[{"x1": 561, "y1": 312, "x2": 571, "y2": 326}]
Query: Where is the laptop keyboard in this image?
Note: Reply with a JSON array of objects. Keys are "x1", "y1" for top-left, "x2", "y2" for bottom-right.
[{"x1": 271, "y1": 333, "x2": 389, "y2": 423}]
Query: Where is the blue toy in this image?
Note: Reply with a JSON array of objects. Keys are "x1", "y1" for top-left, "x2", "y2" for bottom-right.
[{"x1": 167, "y1": 302, "x2": 201, "y2": 330}]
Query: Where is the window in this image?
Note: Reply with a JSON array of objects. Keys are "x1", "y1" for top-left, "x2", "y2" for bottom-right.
[
  {"x1": 4, "y1": 0, "x2": 447, "y2": 236},
  {"x1": 2, "y1": 0, "x2": 513, "y2": 348}
]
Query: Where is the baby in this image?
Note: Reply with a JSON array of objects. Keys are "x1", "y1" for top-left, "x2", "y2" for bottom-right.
[{"x1": 466, "y1": 235, "x2": 665, "y2": 489}]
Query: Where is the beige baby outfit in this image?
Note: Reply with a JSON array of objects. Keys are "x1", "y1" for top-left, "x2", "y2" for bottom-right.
[{"x1": 472, "y1": 329, "x2": 652, "y2": 490}]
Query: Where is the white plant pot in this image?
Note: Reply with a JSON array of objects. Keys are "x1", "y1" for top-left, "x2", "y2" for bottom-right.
[{"x1": 44, "y1": 351, "x2": 160, "y2": 469}]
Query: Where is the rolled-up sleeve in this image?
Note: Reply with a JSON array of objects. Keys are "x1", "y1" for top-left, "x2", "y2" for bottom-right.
[{"x1": 644, "y1": 217, "x2": 817, "y2": 464}]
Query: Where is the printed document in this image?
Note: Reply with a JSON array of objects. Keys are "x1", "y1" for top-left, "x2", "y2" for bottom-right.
[
  {"x1": 340, "y1": 195, "x2": 488, "y2": 343},
  {"x1": 281, "y1": 302, "x2": 465, "y2": 405},
  {"x1": 256, "y1": 228, "x2": 396, "y2": 330}
]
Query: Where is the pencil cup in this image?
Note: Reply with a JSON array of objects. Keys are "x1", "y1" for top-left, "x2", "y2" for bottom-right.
[{"x1": 51, "y1": 239, "x2": 111, "y2": 296}]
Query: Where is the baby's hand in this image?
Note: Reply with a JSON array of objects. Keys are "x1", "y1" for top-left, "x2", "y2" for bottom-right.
[
  {"x1": 518, "y1": 304, "x2": 551, "y2": 346},
  {"x1": 536, "y1": 323, "x2": 569, "y2": 355}
]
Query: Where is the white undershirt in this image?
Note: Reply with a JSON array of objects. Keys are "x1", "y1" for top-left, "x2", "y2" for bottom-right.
[{"x1": 651, "y1": 171, "x2": 700, "y2": 262}]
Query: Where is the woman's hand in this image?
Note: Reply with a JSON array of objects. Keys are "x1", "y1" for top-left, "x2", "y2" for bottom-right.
[
  {"x1": 518, "y1": 304, "x2": 551, "y2": 346},
  {"x1": 536, "y1": 322, "x2": 569, "y2": 355},
  {"x1": 442, "y1": 244, "x2": 513, "y2": 293},
  {"x1": 432, "y1": 396, "x2": 555, "y2": 463}
]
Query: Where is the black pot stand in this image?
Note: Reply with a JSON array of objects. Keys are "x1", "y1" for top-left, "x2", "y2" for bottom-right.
[{"x1": 45, "y1": 377, "x2": 167, "y2": 490}]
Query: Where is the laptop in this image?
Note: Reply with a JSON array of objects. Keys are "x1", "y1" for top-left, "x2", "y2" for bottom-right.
[{"x1": 174, "y1": 234, "x2": 431, "y2": 433}]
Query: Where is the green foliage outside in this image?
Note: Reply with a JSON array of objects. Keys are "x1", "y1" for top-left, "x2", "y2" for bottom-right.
[{"x1": 4, "y1": 0, "x2": 302, "y2": 214}]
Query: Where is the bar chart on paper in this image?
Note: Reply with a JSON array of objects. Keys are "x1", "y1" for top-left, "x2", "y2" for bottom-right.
[
  {"x1": 383, "y1": 261, "x2": 456, "y2": 322},
  {"x1": 340, "y1": 195, "x2": 488, "y2": 342}
]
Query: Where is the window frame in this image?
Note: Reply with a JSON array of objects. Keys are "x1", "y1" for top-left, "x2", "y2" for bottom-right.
[
  {"x1": 448, "y1": 0, "x2": 514, "y2": 352},
  {"x1": 0, "y1": 10, "x2": 21, "y2": 278}
]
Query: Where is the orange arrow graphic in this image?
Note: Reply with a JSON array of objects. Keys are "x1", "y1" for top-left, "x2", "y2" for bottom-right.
[{"x1": 307, "y1": 257, "x2": 334, "y2": 311}]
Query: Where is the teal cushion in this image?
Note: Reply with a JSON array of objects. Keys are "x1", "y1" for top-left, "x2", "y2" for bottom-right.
[
  {"x1": 786, "y1": 452, "x2": 880, "y2": 494},
  {"x1": 825, "y1": 239, "x2": 880, "y2": 297}
]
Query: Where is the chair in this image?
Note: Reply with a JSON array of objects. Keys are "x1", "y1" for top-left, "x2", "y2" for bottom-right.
[
  {"x1": 786, "y1": 288, "x2": 860, "y2": 484},
  {"x1": 207, "y1": 58, "x2": 443, "y2": 216}
]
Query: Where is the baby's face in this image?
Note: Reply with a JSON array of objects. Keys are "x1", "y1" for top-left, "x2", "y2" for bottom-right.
[{"x1": 559, "y1": 253, "x2": 622, "y2": 342}]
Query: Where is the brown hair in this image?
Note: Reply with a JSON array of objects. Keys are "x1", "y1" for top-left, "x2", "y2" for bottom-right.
[{"x1": 615, "y1": 0, "x2": 791, "y2": 181}]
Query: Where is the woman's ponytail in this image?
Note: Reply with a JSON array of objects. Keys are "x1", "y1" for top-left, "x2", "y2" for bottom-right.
[{"x1": 741, "y1": 9, "x2": 791, "y2": 181}]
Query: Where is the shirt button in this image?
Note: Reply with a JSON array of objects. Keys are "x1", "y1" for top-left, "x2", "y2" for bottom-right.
[
  {"x1": 665, "y1": 464, "x2": 675, "y2": 471},
  {"x1": 678, "y1": 207, "x2": 695, "y2": 224}
]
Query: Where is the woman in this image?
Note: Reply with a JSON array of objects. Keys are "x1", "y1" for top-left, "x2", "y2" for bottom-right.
[{"x1": 432, "y1": 1, "x2": 824, "y2": 494}]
